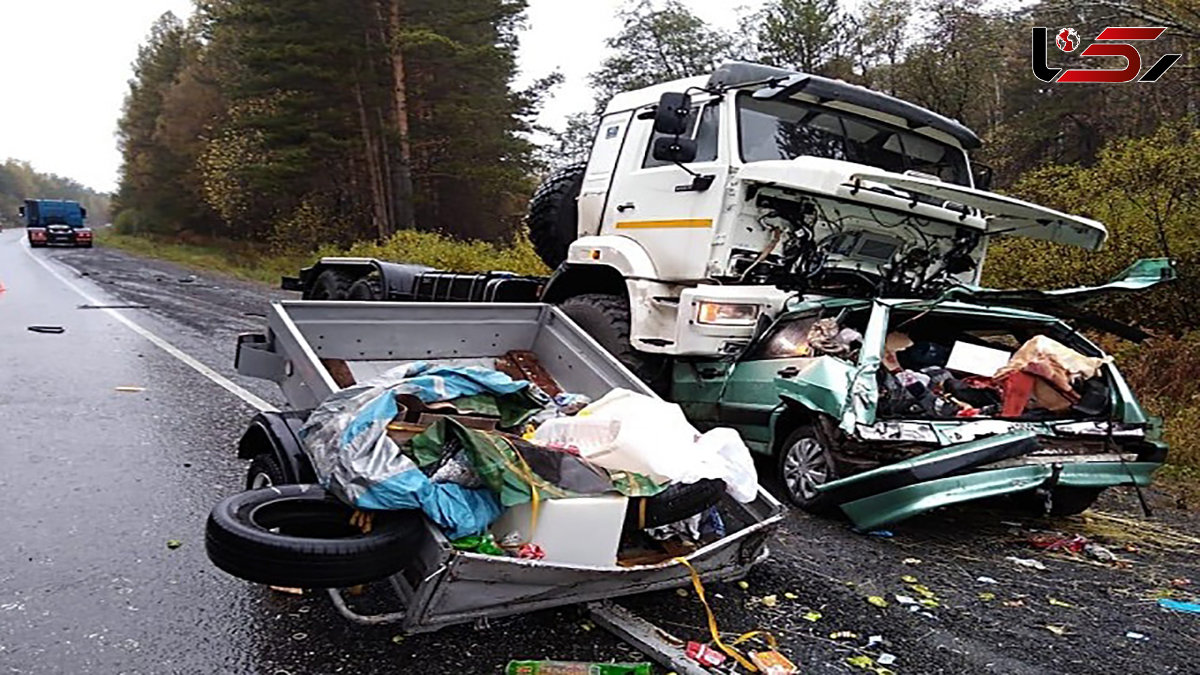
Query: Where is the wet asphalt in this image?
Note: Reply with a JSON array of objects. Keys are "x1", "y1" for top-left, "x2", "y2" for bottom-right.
[{"x1": 1, "y1": 229, "x2": 1197, "y2": 674}]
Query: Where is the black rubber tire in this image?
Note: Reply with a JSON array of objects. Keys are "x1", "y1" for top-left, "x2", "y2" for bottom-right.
[
  {"x1": 205, "y1": 484, "x2": 422, "y2": 588},
  {"x1": 625, "y1": 479, "x2": 725, "y2": 530},
  {"x1": 559, "y1": 293, "x2": 668, "y2": 393},
  {"x1": 777, "y1": 426, "x2": 840, "y2": 512},
  {"x1": 245, "y1": 453, "x2": 289, "y2": 490},
  {"x1": 526, "y1": 163, "x2": 585, "y2": 269},
  {"x1": 1020, "y1": 486, "x2": 1105, "y2": 517},
  {"x1": 309, "y1": 269, "x2": 355, "y2": 300},
  {"x1": 347, "y1": 276, "x2": 383, "y2": 301}
]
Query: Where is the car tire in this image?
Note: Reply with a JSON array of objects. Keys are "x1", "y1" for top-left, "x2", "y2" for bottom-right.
[
  {"x1": 245, "y1": 453, "x2": 289, "y2": 490},
  {"x1": 778, "y1": 426, "x2": 839, "y2": 512},
  {"x1": 347, "y1": 276, "x2": 383, "y2": 301},
  {"x1": 206, "y1": 484, "x2": 423, "y2": 588},
  {"x1": 624, "y1": 479, "x2": 725, "y2": 531},
  {"x1": 527, "y1": 163, "x2": 585, "y2": 269},
  {"x1": 309, "y1": 270, "x2": 355, "y2": 300},
  {"x1": 559, "y1": 293, "x2": 668, "y2": 393}
]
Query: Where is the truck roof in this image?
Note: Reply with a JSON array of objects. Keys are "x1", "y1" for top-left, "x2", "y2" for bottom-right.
[{"x1": 603, "y1": 61, "x2": 981, "y2": 150}]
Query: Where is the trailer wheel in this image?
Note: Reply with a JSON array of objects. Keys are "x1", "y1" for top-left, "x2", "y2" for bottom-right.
[
  {"x1": 527, "y1": 163, "x2": 585, "y2": 269},
  {"x1": 347, "y1": 277, "x2": 383, "y2": 301},
  {"x1": 625, "y1": 479, "x2": 725, "y2": 531},
  {"x1": 245, "y1": 453, "x2": 288, "y2": 490},
  {"x1": 778, "y1": 426, "x2": 839, "y2": 512},
  {"x1": 206, "y1": 485, "x2": 422, "y2": 588},
  {"x1": 559, "y1": 293, "x2": 668, "y2": 393},
  {"x1": 310, "y1": 270, "x2": 355, "y2": 300}
]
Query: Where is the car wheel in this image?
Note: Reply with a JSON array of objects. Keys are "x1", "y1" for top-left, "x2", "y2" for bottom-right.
[
  {"x1": 778, "y1": 426, "x2": 839, "y2": 512},
  {"x1": 205, "y1": 484, "x2": 424, "y2": 588},
  {"x1": 347, "y1": 276, "x2": 383, "y2": 301},
  {"x1": 1021, "y1": 486, "x2": 1105, "y2": 517},
  {"x1": 245, "y1": 453, "x2": 289, "y2": 490}
]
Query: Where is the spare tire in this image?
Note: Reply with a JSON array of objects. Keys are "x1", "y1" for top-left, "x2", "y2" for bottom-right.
[
  {"x1": 527, "y1": 163, "x2": 585, "y2": 269},
  {"x1": 625, "y1": 479, "x2": 725, "y2": 531},
  {"x1": 206, "y1": 485, "x2": 424, "y2": 588}
]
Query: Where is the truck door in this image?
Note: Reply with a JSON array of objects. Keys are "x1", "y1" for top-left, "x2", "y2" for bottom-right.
[{"x1": 600, "y1": 98, "x2": 728, "y2": 281}]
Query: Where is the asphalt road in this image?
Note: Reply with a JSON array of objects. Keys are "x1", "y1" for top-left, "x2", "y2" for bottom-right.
[{"x1": 1, "y1": 230, "x2": 1197, "y2": 674}]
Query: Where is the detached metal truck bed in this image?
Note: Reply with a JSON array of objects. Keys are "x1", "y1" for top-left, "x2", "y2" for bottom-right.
[{"x1": 232, "y1": 300, "x2": 783, "y2": 640}]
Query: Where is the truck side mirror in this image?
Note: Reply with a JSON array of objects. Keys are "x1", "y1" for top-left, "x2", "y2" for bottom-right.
[
  {"x1": 653, "y1": 92, "x2": 692, "y2": 135},
  {"x1": 80, "y1": 207, "x2": 88, "y2": 218},
  {"x1": 18, "y1": 206, "x2": 24, "y2": 217},
  {"x1": 972, "y1": 164, "x2": 994, "y2": 191},
  {"x1": 652, "y1": 136, "x2": 698, "y2": 164}
]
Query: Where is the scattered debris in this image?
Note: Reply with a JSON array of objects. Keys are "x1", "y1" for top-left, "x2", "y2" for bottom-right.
[
  {"x1": 977, "y1": 576, "x2": 998, "y2": 584},
  {"x1": 784, "y1": 592, "x2": 799, "y2": 600},
  {"x1": 1171, "y1": 578, "x2": 1192, "y2": 588},
  {"x1": 1029, "y1": 534, "x2": 1087, "y2": 553},
  {"x1": 760, "y1": 594, "x2": 779, "y2": 608},
  {"x1": 1003, "y1": 599, "x2": 1025, "y2": 608},
  {"x1": 909, "y1": 584, "x2": 936, "y2": 600},
  {"x1": 846, "y1": 655, "x2": 875, "y2": 669},
  {"x1": 867, "y1": 530, "x2": 894, "y2": 538},
  {"x1": 506, "y1": 661, "x2": 652, "y2": 674},
  {"x1": 269, "y1": 586, "x2": 304, "y2": 596},
  {"x1": 877, "y1": 653, "x2": 897, "y2": 666},
  {"x1": 165, "y1": 540, "x2": 183, "y2": 550},
  {"x1": 902, "y1": 558, "x2": 922, "y2": 565},
  {"x1": 674, "y1": 588, "x2": 689, "y2": 598},
  {"x1": 114, "y1": 386, "x2": 146, "y2": 393},
  {"x1": 291, "y1": 632, "x2": 307, "y2": 641},
  {"x1": 1125, "y1": 631, "x2": 1149, "y2": 641},
  {"x1": 737, "y1": 580, "x2": 750, "y2": 590},
  {"x1": 1158, "y1": 599, "x2": 1200, "y2": 614},
  {"x1": 1045, "y1": 625, "x2": 1068, "y2": 636},
  {"x1": 390, "y1": 634, "x2": 405, "y2": 644},
  {"x1": 900, "y1": 575, "x2": 918, "y2": 584},
  {"x1": 750, "y1": 650, "x2": 797, "y2": 674},
  {"x1": 829, "y1": 631, "x2": 859, "y2": 640},
  {"x1": 867, "y1": 596, "x2": 889, "y2": 608},
  {"x1": 920, "y1": 598, "x2": 940, "y2": 608},
  {"x1": 978, "y1": 592, "x2": 996, "y2": 602},
  {"x1": 1084, "y1": 542, "x2": 1118, "y2": 562},
  {"x1": 686, "y1": 641, "x2": 726, "y2": 667},
  {"x1": 27, "y1": 325, "x2": 65, "y2": 334},
  {"x1": 1048, "y1": 597, "x2": 1073, "y2": 608},
  {"x1": 1006, "y1": 556, "x2": 1047, "y2": 571},
  {"x1": 894, "y1": 595, "x2": 917, "y2": 605},
  {"x1": 802, "y1": 611, "x2": 822, "y2": 622},
  {"x1": 178, "y1": 275, "x2": 197, "y2": 284}
]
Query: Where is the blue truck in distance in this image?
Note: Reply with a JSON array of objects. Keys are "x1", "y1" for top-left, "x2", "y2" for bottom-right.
[{"x1": 20, "y1": 199, "x2": 92, "y2": 248}]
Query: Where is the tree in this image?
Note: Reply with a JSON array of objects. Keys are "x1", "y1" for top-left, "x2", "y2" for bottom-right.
[
  {"x1": 590, "y1": 0, "x2": 736, "y2": 106},
  {"x1": 752, "y1": 0, "x2": 845, "y2": 74}
]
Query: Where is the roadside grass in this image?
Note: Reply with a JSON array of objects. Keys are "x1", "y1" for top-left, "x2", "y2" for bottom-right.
[{"x1": 98, "y1": 231, "x2": 304, "y2": 286}]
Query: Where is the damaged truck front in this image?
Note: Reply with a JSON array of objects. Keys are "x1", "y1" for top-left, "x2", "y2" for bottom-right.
[{"x1": 673, "y1": 259, "x2": 1174, "y2": 530}]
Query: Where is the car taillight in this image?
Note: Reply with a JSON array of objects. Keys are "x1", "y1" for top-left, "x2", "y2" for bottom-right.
[{"x1": 77, "y1": 230, "x2": 92, "y2": 238}]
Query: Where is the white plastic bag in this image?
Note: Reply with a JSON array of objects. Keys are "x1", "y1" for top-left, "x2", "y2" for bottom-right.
[{"x1": 559, "y1": 389, "x2": 759, "y2": 502}]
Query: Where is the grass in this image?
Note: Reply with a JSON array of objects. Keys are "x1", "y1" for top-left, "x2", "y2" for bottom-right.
[{"x1": 99, "y1": 231, "x2": 305, "y2": 286}]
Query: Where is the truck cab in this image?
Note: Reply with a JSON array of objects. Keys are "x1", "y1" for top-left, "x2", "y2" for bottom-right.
[{"x1": 21, "y1": 199, "x2": 92, "y2": 248}]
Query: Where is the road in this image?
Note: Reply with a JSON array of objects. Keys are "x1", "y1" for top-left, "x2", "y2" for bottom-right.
[{"x1": 1, "y1": 229, "x2": 1196, "y2": 674}]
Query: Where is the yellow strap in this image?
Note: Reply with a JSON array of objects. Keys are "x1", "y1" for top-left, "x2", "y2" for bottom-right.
[
  {"x1": 674, "y1": 557, "x2": 759, "y2": 672},
  {"x1": 638, "y1": 498, "x2": 647, "y2": 530},
  {"x1": 500, "y1": 437, "x2": 541, "y2": 546}
]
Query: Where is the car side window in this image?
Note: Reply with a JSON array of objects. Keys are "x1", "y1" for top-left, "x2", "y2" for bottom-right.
[{"x1": 642, "y1": 102, "x2": 720, "y2": 168}]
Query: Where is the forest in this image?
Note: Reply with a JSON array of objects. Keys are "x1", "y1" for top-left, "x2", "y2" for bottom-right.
[{"x1": 111, "y1": 0, "x2": 1199, "y2": 468}]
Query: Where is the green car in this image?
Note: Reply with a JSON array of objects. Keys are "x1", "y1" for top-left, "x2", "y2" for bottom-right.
[{"x1": 672, "y1": 259, "x2": 1174, "y2": 530}]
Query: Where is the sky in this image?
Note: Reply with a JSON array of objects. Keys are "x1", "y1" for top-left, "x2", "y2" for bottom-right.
[{"x1": 0, "y1": 0, "x2": 760, "y2": 193}]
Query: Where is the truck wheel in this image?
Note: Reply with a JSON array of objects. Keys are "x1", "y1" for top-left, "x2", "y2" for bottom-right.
[
  {"x1": 625, "y1": 479, "x2": 725, "y2": 531},
  {"x1": 559, "y1": 293, "x2": 668, "y2": 393},
  {"x1": 206, "y1": 484, "x2": 422, "y2": 588},
  {"x1": 245, "y1": 453, "x2": 289, "y2": 490},
  {"x1": 778, "y1": 426, "x2": 839, "y2": 512},
  {"x1": 527, "y1": 163, "x2": 585, "y2": 269},
  {"x1": 347, "y1": 277, "x2": 383, "y2": 301},
  {"x1": 310, "y1": 270, "x2": 355, "y2": 300}
]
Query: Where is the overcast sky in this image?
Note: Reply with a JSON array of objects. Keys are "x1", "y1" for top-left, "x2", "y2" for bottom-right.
[{"x1": 0, "y1": 1, "x2": 761, "y2": 193}]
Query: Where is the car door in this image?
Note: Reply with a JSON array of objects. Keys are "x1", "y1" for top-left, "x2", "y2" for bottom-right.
[{"x1": 599, "y1": 97, "x2": 728, "y2": 281}]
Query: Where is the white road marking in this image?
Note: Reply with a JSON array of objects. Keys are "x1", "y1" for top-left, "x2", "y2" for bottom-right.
[{"x1": 22, "y1": 242, "x2": 277, "y2": 412}]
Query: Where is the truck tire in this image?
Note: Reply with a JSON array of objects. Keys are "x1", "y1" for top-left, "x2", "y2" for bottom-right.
[
  {"x1": 347, "y1": 276, "x2": 383, "y2": 301},
  {"x1": 624, "y1": 479, "x2": 725, "y2": 531},
  {"x1": 310, "y1": 270, "x2": 355, "y2": 300},
  {"x1": 527, "y1": 163, "x2": 585, "y2": 269},
  {"x1": 206, "y1": 484, "x2": 422, "y2": 588},
  {"x1": 778, "y1": 426, "x2": 839, "y2": 512},
  {"x1": 559, "y1": 294, "x2": 668, "y2": 393}
]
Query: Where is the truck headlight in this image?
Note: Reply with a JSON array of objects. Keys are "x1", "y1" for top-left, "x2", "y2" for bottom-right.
[{"x1": 697, "y1": 301, "x2": 759, "y2": 326}]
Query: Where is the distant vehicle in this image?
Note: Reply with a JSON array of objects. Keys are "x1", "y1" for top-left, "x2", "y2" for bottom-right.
[{"x1": 20, "y1": 199, "x2": 92, "y2": 248}]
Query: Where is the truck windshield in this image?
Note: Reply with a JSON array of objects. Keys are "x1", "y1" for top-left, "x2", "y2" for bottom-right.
[{"x1": 737, "y1": 94, "x2": 970, "y2": 186}]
